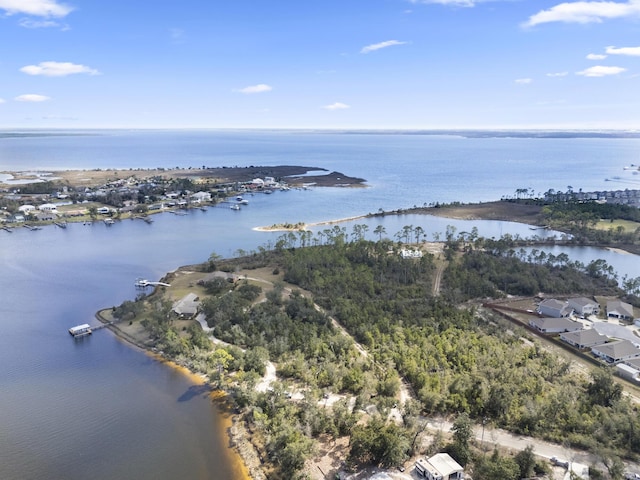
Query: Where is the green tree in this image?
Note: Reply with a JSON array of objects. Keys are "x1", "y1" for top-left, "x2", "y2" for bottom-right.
[{"x1": 514, "y1": 444, "x2": 536, "y2": 479}]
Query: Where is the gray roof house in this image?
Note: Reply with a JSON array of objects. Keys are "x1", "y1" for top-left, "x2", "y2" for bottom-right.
[
  {"x1": 560, "y1": 329, "x2": 608, "y2": 349},
  {"x1": 568, "y1": 297, "x2": 600, "y2": 317},
  {"x1": 592, "y1": 339, "x2": 640, "y2": 363},
  {"x1": 529, "y1": 317, "x2": 583, "y2": 334},
  {"x1": 537, "y1": 298, "x2": 573, "y2": 318},
  {"x1": 172, "y1": 292, "x2": 200, "y2": 318},
  {"x1": 607, "y1": 300, "x2": 634, "y2": 321}
]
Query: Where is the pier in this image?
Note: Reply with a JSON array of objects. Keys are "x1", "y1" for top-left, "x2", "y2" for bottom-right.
[
  {"x1": 135, "y1": 278, "x2": 171, "y2": 288},
  {"x1": 68, "y1": 320, "x2": 119, "y2": 337}
]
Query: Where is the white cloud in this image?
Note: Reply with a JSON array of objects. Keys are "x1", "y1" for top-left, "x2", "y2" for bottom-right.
[
  {"x1": 515, "y1": 78, "x2": 533, "y2": 84},
  {"x1": 0, "y1": 0, "x2": 73, "y2": 17},
  {"x1": 547, "y1": 71, "x2": 569, "y2": 77},
  {"x1": 234, "y1": 84, "x2": 272, "y2": 94},
  {"x1": 18, "y1": 18, "x2": 66, "y2": 28},
  {"x1": 20, "y1": 61, "x2": 100, "y2": 77},
  {"x1": 523, "y1": 0, "x2": 640, "y2": 27},
  {"x1": 15, "y1": 94, "x2": 51, "y2": 102},
  {"x1": 0, "y1": 98, "x2": 5, "y2": 104},
  {"x1": 606, "y1": 45, "x2": 640, "y2": 56},
  {"x1": 361, "y1": 40, "x2": 407, "y2": 54},
  {"x1": 576, "y1": 65, "x2": 627, "y2": 76},
  {"x1": 322, "y1": 102, "x2": 350, "y2": 110},
  {"x1": 587, "y1": 53, "x2": 607, "y2": 59}
]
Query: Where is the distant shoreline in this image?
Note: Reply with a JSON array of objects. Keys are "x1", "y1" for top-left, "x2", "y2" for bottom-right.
[{"x1": 253, "y1": 201, "x2": 547, "y2": 232}]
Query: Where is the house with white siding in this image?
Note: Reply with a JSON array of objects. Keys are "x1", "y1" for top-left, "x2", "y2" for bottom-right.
[
  {"x1": 415, "y1": 453, "x2": 464, "y2": 480},
  {"x1": 607, "y1": 300, "x2": 634, "y2": 321},
  {"x1": 560, "y1": 329, "x2": 608, "y2": 349},
  {"x1": 529, "y1": 317, "x2": 582, "y2": 334},
  {"x1": 568, "y1": 297, "x2": 600, "y2": 317},
  {"x1": 592, "y1": 339, "x2": 640, "y2": 363}
]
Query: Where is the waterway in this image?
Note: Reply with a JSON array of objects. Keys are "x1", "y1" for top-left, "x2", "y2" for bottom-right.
[{"x1": 2, "y1": 130, "x2": 640, "y2": 479}]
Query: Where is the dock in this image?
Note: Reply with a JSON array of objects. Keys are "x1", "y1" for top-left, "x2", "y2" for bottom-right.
[
  {"x1": 135, "y1": 278, "x2": 171, "y2": 288},
  {"x1": 68, "y1": 320, "x2": 118, "y2": 337}
]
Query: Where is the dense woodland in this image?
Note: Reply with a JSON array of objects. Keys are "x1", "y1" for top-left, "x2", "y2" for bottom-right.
[{"x1": 116, "y1": 218, "x2": 640, "y2": 479}]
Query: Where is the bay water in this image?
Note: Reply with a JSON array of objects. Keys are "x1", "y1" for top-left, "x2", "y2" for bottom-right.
[{"x1": 1, "y1": 130, "x2": 640, "y2": 480}]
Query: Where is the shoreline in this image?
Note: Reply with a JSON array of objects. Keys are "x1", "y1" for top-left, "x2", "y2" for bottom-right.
[{"x1": 95, "y1": 308, "x2": 256, "y2": 480}]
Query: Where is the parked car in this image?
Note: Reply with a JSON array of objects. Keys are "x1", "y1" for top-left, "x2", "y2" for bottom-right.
[{"x1": 551, "y1": 457, "x2": 569, "y2": 468}]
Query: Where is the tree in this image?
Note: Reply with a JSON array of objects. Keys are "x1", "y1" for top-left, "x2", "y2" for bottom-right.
[
  {"x1": 514, "y1": 444, "x2": 536, "y2": 479},
  {"x1": 587, "y1": 368, "x2": 622, "y2": 407},
  {"x1": 374, "y1": 225, "x2": 386, "y2": 241},
  {"x1": 447, "y1": 412, "x2": 472, "y2": 466}
]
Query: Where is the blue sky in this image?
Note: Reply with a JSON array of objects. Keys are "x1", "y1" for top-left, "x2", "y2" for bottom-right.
[{"x1": 1, "y1": 0, "x2": 639, "y2": 129}]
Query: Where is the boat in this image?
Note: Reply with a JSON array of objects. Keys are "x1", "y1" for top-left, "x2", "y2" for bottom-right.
[
  {"x1": 104, "y1": 218, "x2": 115, "y2": 225},
  {"x1": 69, "y1": 324, "x2": 92, "y2": 337},
  {"x1": 230, "y1": 204, "x2": 241, "y2": 210}
]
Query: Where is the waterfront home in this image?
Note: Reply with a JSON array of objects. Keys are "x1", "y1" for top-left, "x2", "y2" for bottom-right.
[
  {"x1": 592, "y1": 339, "x2": 640, "y2": 364},
  {"x1": 529, "y1": 317, "x2": 583, "y2": 334},
  {"x1": 96, "y1": 206, "x2": 111, "y2": 215},
  {"x1": 537, "y1": 298, "x2": 573, "y2": 318},
  {"x1": 38, "y1": 203, "x2": 58, "y2": 213},
  {"x1": 191, "y1": 191, "x2": 212, "y2": 203},
  {"x1": 6, "y1": 213, "x2": 25, "y2": 223},
  {"x1": 172, "y1": 293, "x2": 200, "y2": 318},
  {"x1": 36, "y1": 211, "x2": 57, "y2": 221},
  {"x1": 568, "y1": 297, "x2": 600, "y2": 317},
  {"x1": 415, "y1": 453, "x2": 464, "y2": 480},
  {"x1": 560, "y1": 329, "x2": 608, "y2": 349},
  {"x1": 607, "y1": 300, "x2": 634, "y2": 321},
  {"x1": 18, "y1": 205, "x2": 36, "y2": 214}
]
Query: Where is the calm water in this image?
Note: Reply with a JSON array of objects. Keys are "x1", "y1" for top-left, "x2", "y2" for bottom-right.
[{"x1": 1, "y1": 130, "x2": 640, "y2": 480}]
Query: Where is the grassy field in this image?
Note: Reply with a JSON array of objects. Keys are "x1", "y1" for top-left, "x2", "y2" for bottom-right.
[{"x1": 594, "y1": 218, "x2": 640, "y2": 232}]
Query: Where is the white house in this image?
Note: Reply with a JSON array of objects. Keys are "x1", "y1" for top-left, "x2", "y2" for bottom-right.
[
  {"x1": 191, "y1": 191, "x2": 212, "y2": 203},
  {"x1": 560, "y1": 329, "x2": 608, "y2": 349},
  {"x1": 415, "y1": 453, "x2": 464, "y2": 480},
  {"x1": 38, "y1": 203, "x2": 58, "y2": 213},
  {"x1": 568, "y1": 297, "x2": 600, "y2": 317},
  {"x1": 607, "y1": 300, "x2": 634, "y2": 321},
  {"x1": 401, "y1": 249, "x2": 423, "y2": 259},
  {"x1": 529, "y1": 317, "x2": 582, "y2": 334},
  {"x1": 592, "y1": 339, "x2": 640, "y2": 363},
  {"x1": 18, "y1": 205, "x2": 36, "y2": 214},
  {"x1": 96, "y1": 206, "x2": 111, "y2": 214},
  {"x1": 537, "y1": 298, "x2": 573, "y2": 318},
  {"x1": 616, "y1": 363, "x2": 640, "y2": 383}
]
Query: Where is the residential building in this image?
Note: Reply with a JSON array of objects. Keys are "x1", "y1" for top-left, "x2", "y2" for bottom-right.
[
  {"x1": 415, "y1": 453, "x2": 464, "y2": 480},
  {"x1": 529, "y1": 317, "x2": 582, "y2": 334},
  {"x1": 560, "y1": 329, "x2": 608, "y2": 349},
  {"x1": 537, "y1": 298, "x2": 573, "y2": 318},
  {"x1": 607, "y1": 300, "x2": 634, "y2": 321},
  {"x1": 568, "y1": 297, "x2": 600, "y2": 317},
  {"x1": 592, "y1": 339, "x2": 640, "y2": 363},
  {"x1": 38, "y1": 203, "x2": 58, "y2": 213},
  {"x1": 616, "y1": 363, "x2": 640, "y2": 383},
  {"x1": 172, "y1": 293, "x2": 200, "y2": 318}
]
